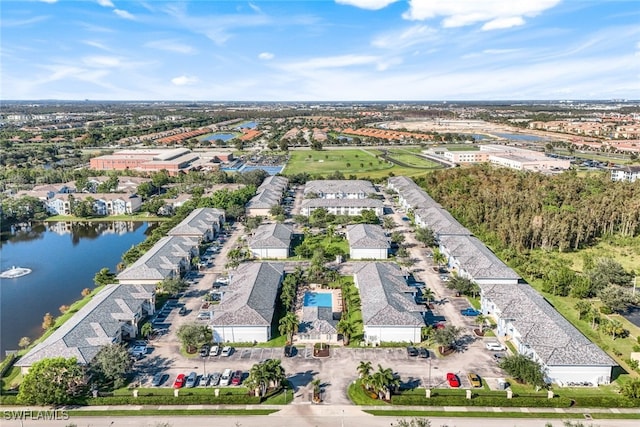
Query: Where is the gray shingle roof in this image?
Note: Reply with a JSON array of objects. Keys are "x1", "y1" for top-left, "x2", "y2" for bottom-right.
[
  {"x1": 346, "y1": 224, "x2": 390, "y2": 249},
  {"x1": 304, "y1": 180, "x2": 375, "y2": 198},
  {"x1": 353, "y1": 262, "x2": 424, "y2": 327},
  {"x1": 480, "y1": 283, "x2": 616, "y2": 367},
  {"x1": 440, "y1": 235, "x2": 520, "y2": 280},
  {"x1": 258, "y1": 176, "x2": 289, "y2": 193},
  {"x1": 116, "y1": 235, "x2": 197, "y2": 282},
  {"x1": 168, "y1": 207, "x2": 225, "y2": 237},
  {"x1": 16, "y1": 284, "x2": 155, "y2": 367},
  {"x1": 246, "y1": 188, "x2": 282, "y2": 210},
  {"x1": 299, "y1": 306, "x2": 338, "y2": 334},
  {"x1": 414, "y1": 207, "x2": 471, "y2": 237},
  {"x1": 211, "y1": 262, "x2": 284, "y2": 326},
  {"x1": 249, "y1": 223, "x2": 292, "y2": 249}
]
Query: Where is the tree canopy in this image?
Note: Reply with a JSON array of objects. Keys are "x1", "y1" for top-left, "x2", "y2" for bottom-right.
[{"x1": 18, "y1": 357, "x2": 86, "y2": 405}]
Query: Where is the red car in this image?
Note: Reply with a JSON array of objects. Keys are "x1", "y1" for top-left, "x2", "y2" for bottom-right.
[
  {"x1": 446, "y1": 372, "x2": 460, "y2": 388},
  {"x1": 173, "y1": 373, "x2": 185, "y2": 388},
  {"x1": 231, "y1": 370, "x2": 243, "y2": 385}
]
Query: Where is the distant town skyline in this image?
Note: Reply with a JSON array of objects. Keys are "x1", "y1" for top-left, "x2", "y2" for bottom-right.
[{"x1": 2, "y1": 0, "x2": 639, "y2": 101}]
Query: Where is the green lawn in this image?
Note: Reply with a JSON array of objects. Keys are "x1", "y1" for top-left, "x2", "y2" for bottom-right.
[
  {"x1": 283, "y1": 148, "x2": 439, "y2": 179},
  {"x1": 347, "y1": 379, "x2": 388, "y2": 405},
  {"x1": 553, "y1": 235, "x2": 640, "y2": 274},
  {"x1": 383, "y1": 149, "x2": 441, "y2": 168},
  {"x1": 67, "y1": 409, "x2": 278, "y2": 416}
]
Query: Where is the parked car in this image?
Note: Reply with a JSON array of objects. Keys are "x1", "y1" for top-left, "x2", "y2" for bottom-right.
[
  {"x1": 210, "y1": 345, "x2": 221, "y2": 356},
  {"x1": 129, "y1": 345, "x2": 147, "y2": 358},
  {"x1": 284, "y1": 344, "x2": 295, "y2": 358},
  {"x1": 406, "y1": 346, "x2": 419, "y2": 357},
  {"x1": 209, "y1": 372, "x2": 221, "y2": 386},
  {"x1": 151, "y1": 372, "x2": 166, "y2": 386},
  {"x1": 216, "y1": 276, "x2": 230, "y2": 284},
  {"x1": 446, "y1": 372, "x2": 460, "y2": 388},
  {"x1": 460, "y1": 308, "x2": 481, "y2": 316},
  {"x1": 493, "y1": 353, "x2": 506, "y2": 361},
  {"x1": 200, "y1": 345, "x2": 210, "y2": 357},
  {"x1": 467, "y1": 372, "x2": 482, "y2": 388},
  {"x1": 485, "y1": 341, "x2": 507, "y2": 351},
  {"x1": 178, "y1": 306, "x2": 187, "y2": 316},
  {"x1": 231, "y1": 370, "x2": 243, "y2": 385},
  {"x1": 185, "y1": 371, "x2": 198, "y2": 388},
  {"x1": 197, "y1": 311, "x2": 211, "y2": 321},
  {"x1": 220, "y1": 369, "x2": 232, "y2": 386},
  {"x1": 418, "y1": 347, "x2": 430, "y2": 358},
  {"x1": 173, "y1": 373, "x2": 185, "y2": 388},
  {"x1": 221, "y1": 346, "x2": 233, "y2": 357}
]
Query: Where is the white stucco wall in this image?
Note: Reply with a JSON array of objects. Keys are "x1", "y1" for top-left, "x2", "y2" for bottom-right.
[
  {"x1": 546, "y1": 365, "x2": 612, "y2": 386},
  {"x1": 350, "y1": 248, "x2": 388, "y2": 260},
  {"x1": 250, "y1": 247, "x2": 288, "y2": 259},
  {"x1": 364, "y1": 326, "x2": 422, "y2": 344},
  {"x1": 212, "y1": 325, "x2": 270, "y2": 343}
]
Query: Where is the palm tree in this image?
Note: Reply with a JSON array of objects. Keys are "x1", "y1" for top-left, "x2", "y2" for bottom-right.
[
  {"x1": 311, "y1": 378, "x2": 322, "y2": 402},
  {"x1": 421, "y1": 288, "x2": 435, "y2": 306},
  {"x1": 337, "y1": 317, "x2": 357, "y2": 345},
  {"x1": 265, "y1": 358, "x2": 286, "y2": 390},
  {"x1": 246, "y1": 363, "x2": 271, "y2": 397},
  {"x1": 370, "y1": 365, "x2": 398, "y2": 400},
  {"x1": 432, "y1": 248, "x2": 446, "y2": 270},
  {"x1": 475, "y1": 314, "x2": 488, "y2": 332},
  {"x1": 356, "y1": 361, "x2": 373, "y2": 380},
  {"x1": 140, "y1": 322, "x2": 153, "y2": 340},
  {"x1": 278, "y1": 312, "x2": 299, "y2": 344}
]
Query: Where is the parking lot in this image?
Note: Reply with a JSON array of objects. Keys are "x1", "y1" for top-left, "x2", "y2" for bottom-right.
[{"x1": 127, "y1": 192, "x2": 509, "y2": 404}]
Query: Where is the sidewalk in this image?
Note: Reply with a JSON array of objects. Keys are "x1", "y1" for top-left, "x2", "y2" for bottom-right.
[{"x1": 3, "y1": 404, "x2": 638, "y2": 417}]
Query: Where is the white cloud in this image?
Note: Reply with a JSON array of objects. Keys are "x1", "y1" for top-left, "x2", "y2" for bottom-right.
[
  {"x1": 82, "y1": 40, "x2": 113, "y2": 52},
  {"x1": 39, "y1": 0, "x2": 58, "y2": 3},
  {"x1": 258, "y1": 52, "x2": 274, "y2": 60},
  {"x1": 402, "y1": 0, "x2": 561, "y2": 30},
  {"x1": 171, "y1": 75, "x2": 199, "y2": 86},
  {"x1": 284, "y1": 54, "x2": 381, "y2": 72},
  {"x1": 114, "y1": 9, "x2": 135, "y2": 20},
  {"x1": 248, "y1": 3, "x2": 262, "y2": 13},
  {"x1": 372, "y1": 24, "x2": 438, "y2": 50},
  {"x1": 1, "y1": 16, "x2": 50, "y2": 27},
  {"x1": 97, "y1": 0, "x2": 114, "y2": 7},
  {"x1": 82, "y1": 55, "x2": 122, "y2": 68},
  {"x1": 145, "y1": 40, "x2": 196, "y2": 54},
  {"x1": 481, "y1": 16, "x2": 525, "y2": 31},
  {"x1": 335, "y1": 0, "x2": 399, "y2": 10}
]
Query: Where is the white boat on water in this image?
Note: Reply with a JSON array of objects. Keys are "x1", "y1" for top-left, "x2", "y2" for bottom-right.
[{"x1": 0, "y1": 266, "x2": 32, "y2": 279}]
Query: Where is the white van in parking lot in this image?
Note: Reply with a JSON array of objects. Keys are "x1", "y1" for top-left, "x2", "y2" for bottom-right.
[
  {"x1": 485, "y1": 341, "x2": 507, "y2": 351},
  {"x1": 220, "y1": 368, "x2": 232, "y2": 386}
]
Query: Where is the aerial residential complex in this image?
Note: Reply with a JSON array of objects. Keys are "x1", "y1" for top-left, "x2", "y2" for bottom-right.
[{"x1": 388, "y1": 176, "x2": 617, "y2": 385}]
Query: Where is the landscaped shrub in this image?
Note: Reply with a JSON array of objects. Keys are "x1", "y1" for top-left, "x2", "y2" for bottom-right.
[
  {"x1": 0, "y1": 395, "x2": 18, "y2": 405},
  {"x1": 390, "y1": 394, "x2": 572, "y2": 408},
  {"x1": 87, "y1": 394, "x2": 261, "y2": 405},
  {"x1": 571, "y1": 396, "x2": 640, "y2": 408}
]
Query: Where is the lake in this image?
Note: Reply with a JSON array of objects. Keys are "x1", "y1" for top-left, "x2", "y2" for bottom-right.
[
  {"x1": 493, "y1": 132, "x2": 548, "y2": 142},
  {"x1": 0, "y1": 221, "x2": 153, "y2": 357}
]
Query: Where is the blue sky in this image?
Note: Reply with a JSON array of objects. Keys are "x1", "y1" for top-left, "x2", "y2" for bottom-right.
[{"x1": 1, "y1": 0, "x2": 639, "y2": 101}]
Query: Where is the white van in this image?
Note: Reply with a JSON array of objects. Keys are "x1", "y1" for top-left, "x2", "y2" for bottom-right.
[{"x1": 220, "y1": 368, "x2": 232, "y2": 386}]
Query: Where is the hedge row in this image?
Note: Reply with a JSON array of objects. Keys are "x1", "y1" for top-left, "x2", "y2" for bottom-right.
[
  {"x1": 0, "y1": 394, "x2": 261, "y2": 407},
  {"x1": 0, "y1": 395, "x2": 18, "y2": 405},
  {"x1": 87, "y1": 394, "x2": 261, "y2": 405},
  {"x1": 571, "y1": 396, "x2": 640, "y2": 408},
  {"x1": 390, "y1": 394, "x2": 573, "y2": 408}
]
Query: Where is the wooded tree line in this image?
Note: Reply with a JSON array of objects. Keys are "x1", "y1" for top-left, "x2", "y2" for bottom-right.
[{"x1": 416, "y1": 165, "x2": 640, "y2": 252}]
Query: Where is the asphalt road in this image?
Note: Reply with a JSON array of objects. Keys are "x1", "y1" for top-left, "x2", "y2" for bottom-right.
[{"x1": 4, "y1": 411, "x2": 637, "y2": 427}]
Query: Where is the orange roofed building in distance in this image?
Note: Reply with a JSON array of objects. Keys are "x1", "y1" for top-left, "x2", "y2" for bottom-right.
[{"x1": 90, "y1": 148, "x2": 204, "y2": 176}]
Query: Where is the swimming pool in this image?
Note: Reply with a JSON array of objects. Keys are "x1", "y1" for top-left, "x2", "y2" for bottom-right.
[{"x1": 303, "y1": 291, "x2": 333, "y2": 308}]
